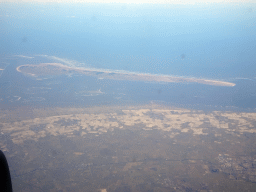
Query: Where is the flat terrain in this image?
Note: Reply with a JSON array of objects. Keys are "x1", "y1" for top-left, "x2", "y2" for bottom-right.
[
  {"x1": 1, "y1": 105, "x2": 256, "y2": 191},
  {"x1": 17, "y1": 63, "x2": 236, "y2": 87}
]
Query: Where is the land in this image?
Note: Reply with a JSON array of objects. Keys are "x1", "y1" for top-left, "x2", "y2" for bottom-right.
[
  {"x1": 16, "y1": 63, "x2": 236, "y2": 87},
  {"x1": 1, "y1": 105, "x2": 256, "y2": 144},
  {"x1": 1, "y1": 105, "x2": 256, "y2": 191}
]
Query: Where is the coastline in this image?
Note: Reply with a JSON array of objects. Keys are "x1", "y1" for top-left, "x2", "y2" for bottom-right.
[{"x1": 16, "y1": 63, "x2": 236, "y2": 87}]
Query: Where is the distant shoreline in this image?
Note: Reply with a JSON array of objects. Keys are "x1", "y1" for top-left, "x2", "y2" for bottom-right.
[{"x1": 17, "y1": 63, "x2": 236, "y2": 87}]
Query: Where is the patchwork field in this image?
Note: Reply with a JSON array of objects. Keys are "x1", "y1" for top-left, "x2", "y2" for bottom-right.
[{"x1": 1, "y1": 105, "x2": 256, "y2": 191}]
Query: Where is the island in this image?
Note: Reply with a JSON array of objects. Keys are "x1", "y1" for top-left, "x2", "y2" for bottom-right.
[{"x1": 17, "y1": 63, "x2": 236, "y2": 87}]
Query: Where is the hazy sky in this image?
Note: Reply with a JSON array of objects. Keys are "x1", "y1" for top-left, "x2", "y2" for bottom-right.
[{"x1": 0, "y1": 0, "x2": 255, "y2": 4}]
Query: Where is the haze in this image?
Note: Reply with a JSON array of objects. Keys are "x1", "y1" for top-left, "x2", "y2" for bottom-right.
[{"x1": 0, "y1": 1, "x2": 256, "y2": 191}]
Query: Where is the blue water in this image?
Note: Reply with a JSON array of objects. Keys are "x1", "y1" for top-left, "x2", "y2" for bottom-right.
[
  {"x1": 1, "y1": 2, "x2": 256, "y2": 79},
  {"x1": 1, "y1": 2, "x2": 256, "y2": 110}
]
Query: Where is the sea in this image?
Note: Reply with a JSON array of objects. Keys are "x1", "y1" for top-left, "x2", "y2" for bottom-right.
[
  {"x1": 1, "y1": 2, "x2": 256, "y2": 191},
  {"x1": 1, "y1": 2, "x2": 256, "y2": 110}
]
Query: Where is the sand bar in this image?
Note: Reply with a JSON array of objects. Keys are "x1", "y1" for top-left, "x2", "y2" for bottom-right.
[{"x1": 17, "y1": 63, "x2": 236, "y2": 87}]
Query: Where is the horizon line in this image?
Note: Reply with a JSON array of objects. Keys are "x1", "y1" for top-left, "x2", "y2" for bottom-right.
[{"x1": 1, "y1": 0, "x2": 255, "y2": 4}]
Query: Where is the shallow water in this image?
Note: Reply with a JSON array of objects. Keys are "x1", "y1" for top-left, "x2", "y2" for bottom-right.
[{"x1": 1, "y1": 2, "x2": 256, "y2": 191}]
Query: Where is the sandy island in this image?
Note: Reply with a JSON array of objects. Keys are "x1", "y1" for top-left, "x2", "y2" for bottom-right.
[{"x1": 17, "y1": 63, "x2": 236, "y2": 87}]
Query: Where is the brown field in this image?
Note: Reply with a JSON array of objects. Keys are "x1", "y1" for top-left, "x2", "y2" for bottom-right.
[{"x1": 1, "y1": 105, "x2": 256, "y2": 191}]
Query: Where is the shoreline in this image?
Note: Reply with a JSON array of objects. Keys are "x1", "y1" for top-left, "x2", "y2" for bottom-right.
[{"x1": 16, "y1": 63, "x2": 236, "y2": 87}]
